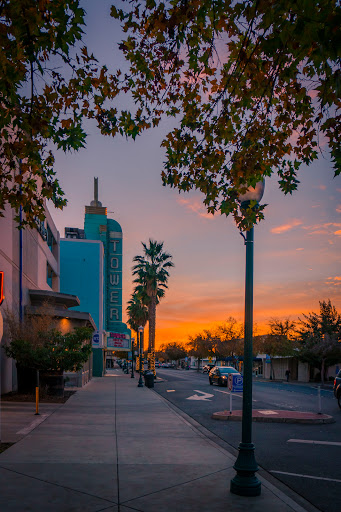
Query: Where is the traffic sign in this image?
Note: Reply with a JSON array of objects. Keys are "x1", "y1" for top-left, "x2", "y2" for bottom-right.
[{"x1": 228, "y1": 373, "x2": 243, "y2": 392}]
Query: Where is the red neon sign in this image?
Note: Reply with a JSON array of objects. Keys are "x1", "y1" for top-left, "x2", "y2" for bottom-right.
[{"x1": 0, "y1": 271, "x2": 4, "y2": 305}]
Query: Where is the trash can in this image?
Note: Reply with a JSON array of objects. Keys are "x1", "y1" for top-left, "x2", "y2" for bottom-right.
[{"x1": 144, "y1": 371, "x2": 154, "y2": 388}]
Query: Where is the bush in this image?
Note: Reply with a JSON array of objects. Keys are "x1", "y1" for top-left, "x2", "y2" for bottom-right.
[{"x1": 4, "y1": 326, "x2": 93, "y2": 373}]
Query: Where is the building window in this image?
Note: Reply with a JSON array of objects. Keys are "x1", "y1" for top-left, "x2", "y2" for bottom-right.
[
  {"x1": 47, "y1": 224, "x2": 57, "y2": 253},
  {"x1": 46, "y1": 262, "x2": 55, "y2": 288}
]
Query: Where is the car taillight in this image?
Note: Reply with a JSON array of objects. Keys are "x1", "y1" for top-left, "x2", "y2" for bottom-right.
[{"x1": 334, "y1": 379, "x2": 336, "y2": 386}]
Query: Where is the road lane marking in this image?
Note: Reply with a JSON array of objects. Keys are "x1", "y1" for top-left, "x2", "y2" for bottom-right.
[
  {"x1": 270, "y1": 470, "x2": 341, "y2": 484},
  {"x1": 167, "y1": 390, "x2": 176, "y2": 392},
  {"x1": 16, "y1": 414, "x2": 49, "y2": 435},
  {"x1": 214, "y1": 389, "x2": 258, "y2": 401},
  {"x1": 258, "y1": 410, "x2": 279, "y2": 415},
  {"x1": 288, "y1": 439, "x2": 341, "y2": 447},
  {"x1": 186, "y1": 390, "x2": 213, "y2": 401}
]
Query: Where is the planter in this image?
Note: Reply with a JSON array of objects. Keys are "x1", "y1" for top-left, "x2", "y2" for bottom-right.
[{"x1": 40, "y1": 371, "x2": 64, "y2": 397}]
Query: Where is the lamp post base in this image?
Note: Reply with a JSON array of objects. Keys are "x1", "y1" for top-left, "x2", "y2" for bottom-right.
[
  {"x1": 230, "y1": 442, "x2": 261, "y2": 497},
  {"x1": 138, "y1": 374, "x2": 144, "y2": 387}
]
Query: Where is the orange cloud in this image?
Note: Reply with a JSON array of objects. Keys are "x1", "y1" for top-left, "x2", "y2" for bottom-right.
[
  {"x1": 177, "y1": 198, "x2": 214, "y2": 219},
  {"x1": 335, "y1": 230, "x2": 341, "y2": 236},
  {"x1": 336, "y1": 205, "x2": 341, "y2": 213},
  {"x1": 326, "y1": 276, "x2": 341, "y2": 286},
  {"x1": 271, "y1": 219, "x2": 303, "y2": 234},
  {"x1": 300, "y1": 222, "x2": 341, "y2": 236}
]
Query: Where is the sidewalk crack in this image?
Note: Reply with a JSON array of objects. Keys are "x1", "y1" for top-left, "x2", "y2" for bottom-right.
[
  {"x1": 0, "y1": 464, "x2": 118, "y2": 506},
  {"x1": 120, "y1": 466, "x2": 230, "y2": 505}
]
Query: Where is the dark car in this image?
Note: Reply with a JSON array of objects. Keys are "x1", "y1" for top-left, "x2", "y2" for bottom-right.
[
  {"x1": 209, "y1": 366, "x2": 239, "y2": 387},
  {"x1": 203, "y1": 364, "x2": 215, "y2": 374},
  {"x1": 333, "y1": 370, "x2": 341, "y2": 409}
]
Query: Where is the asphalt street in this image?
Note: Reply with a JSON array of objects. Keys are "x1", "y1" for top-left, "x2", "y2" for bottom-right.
[{"x1": 153, "y1": 368, "x2": 341, "y2": 512}]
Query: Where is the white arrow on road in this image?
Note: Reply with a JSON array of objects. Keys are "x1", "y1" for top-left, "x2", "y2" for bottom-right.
[{"x1": 186, "y1": 390, "x2": 214, "y2": 401}]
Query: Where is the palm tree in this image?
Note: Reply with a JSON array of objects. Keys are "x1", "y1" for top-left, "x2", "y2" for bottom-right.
[
  {"x1": 132, "y1": 239, "x2": 174, "y2": 355},
  {"x1": 126, "y1": 292, "x2": 149, "y2": 343},
  {"x1": 126, "y1": 292, "x2": 149, "y2": 372}
]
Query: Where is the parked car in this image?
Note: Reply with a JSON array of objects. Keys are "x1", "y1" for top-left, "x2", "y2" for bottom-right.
[
  {"x1": 209, "y1": 366, "x2": 239, "y2": 387},
  {"x1": 203, "y1": 364, "x2": 215, "y2": 374},
  {"x1": 333, "y1": 370, "x2": 341, "y2": 409}
]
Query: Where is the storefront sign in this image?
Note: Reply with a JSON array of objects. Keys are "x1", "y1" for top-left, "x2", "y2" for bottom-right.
[{"x1": 92, "y1": 331, "x2": 100, "y2": 346}]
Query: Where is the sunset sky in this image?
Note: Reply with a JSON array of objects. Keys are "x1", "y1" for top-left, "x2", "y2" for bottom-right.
[{"x1": 51, "y1": 1, "x2": 341, "y2": 348}]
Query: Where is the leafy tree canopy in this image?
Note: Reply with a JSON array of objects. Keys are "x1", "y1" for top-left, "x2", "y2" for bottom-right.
[
  {"x1": 0, "y1": 0, "x2": 121, "y2": 227},
  {"x1": 111, "y1": 0, "x2": 341, "y2": 229},
  {"x1": 296, "y1": 300, "x2": 341, "y2": 382},
  {"x1": 160, "y1": 341, "x2": 187, "y2": 361}
]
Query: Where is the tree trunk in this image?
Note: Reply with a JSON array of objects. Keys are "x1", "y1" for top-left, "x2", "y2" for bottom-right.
[
  {"x1": 148, "y1": 296, "x2": 157, "y2": 352},
  {"x1": 270, "y1": 358, "x2": 275, "y2": 380}
]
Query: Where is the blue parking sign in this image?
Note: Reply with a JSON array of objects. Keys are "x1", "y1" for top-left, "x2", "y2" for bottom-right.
[{"x1": 228, "y1": 373, "x2": 243, "y2": 392}]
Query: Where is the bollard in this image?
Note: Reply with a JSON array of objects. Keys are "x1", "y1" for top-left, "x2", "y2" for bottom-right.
[
  {"x1": 35, "y1": 370, "x2": 40, "y2": 415},
  {"x1": 229, "y1": 391, "x2": 232, "y2": 415}
]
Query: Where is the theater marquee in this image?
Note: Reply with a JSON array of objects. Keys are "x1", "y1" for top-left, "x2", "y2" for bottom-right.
[{"x1": 106, "y1": 332, "x2": 131, "y2": 351}]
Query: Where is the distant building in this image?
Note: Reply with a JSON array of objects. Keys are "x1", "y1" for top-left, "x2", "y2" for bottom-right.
[
  {"x1": 60, "y1": 178, "x2": 131, "y2": 375},
  {"x1": 64, "y1": 227, "x2": 85, "y2": 239}
]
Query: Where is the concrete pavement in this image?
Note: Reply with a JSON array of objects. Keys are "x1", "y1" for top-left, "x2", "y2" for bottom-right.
[{"x1": 0, "y1": 370, "x2": 320, "y2": 512}]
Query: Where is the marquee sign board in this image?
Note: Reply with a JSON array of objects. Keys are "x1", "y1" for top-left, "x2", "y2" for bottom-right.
[{"x1": 106, "y1": 332, "x2": 131, "y2": 351}]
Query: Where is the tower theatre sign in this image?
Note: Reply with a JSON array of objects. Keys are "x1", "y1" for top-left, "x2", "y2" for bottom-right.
[{"x1": 107, "y1": 231, "x2": 123, "y2": 327}]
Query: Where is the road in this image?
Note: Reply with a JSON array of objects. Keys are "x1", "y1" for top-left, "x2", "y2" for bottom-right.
[{"x1": 153, "y1": 368, "x2": 341, "y2": 512}]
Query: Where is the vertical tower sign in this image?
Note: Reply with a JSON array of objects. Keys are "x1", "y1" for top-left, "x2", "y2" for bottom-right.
[{"x1": 107, "y1": 227, "x2": 123, "y2": 329}]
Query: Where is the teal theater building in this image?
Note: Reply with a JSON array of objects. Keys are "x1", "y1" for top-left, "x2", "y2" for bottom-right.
[{"x1": 60, "y1": 179, "x2": 131, "y2": 376}]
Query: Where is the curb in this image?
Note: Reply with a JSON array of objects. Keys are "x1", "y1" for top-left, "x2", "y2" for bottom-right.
[{"x1": 212, "y1": 409, "x2": 335, "y2": 424}]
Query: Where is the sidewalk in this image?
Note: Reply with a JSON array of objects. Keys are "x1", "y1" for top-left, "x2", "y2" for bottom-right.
[{"x1": 0, "y1": 370, "x2": 320, "y2": 512}]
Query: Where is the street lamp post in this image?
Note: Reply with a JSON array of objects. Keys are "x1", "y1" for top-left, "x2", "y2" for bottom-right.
[
  {"x1": 138, "y1": 326, "x2": 144, "y2": 387},
  {"x1": 131, "y1": 337, "x2": 135, "y2": 378},
  {"x1": 230, "y1": 181, "x2": 264, "y2": 497}
]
